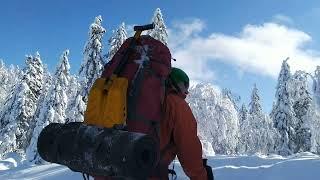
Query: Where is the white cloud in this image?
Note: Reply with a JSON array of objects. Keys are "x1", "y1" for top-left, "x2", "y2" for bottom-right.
[{"x1": 168, "y1": 19, "x2": 320, "y2": 82}]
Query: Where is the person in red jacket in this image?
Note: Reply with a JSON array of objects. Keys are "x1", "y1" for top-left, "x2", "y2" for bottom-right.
[
  {"x1": 156, "y1": 67, "x2": 214, "y2": 180},
  {"x1": 94, "y1": 68, "x2": 213, "y2": 180}
]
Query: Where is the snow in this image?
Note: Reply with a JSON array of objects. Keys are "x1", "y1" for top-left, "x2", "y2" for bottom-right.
[
  {"x1": 201, "y1": 140, "x2": 215, "y2": 157},
  {"x1": 1, "y1": 153, "x2": 320, "y2": 180}
]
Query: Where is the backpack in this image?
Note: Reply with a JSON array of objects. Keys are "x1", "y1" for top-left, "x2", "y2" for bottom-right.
[
  {"x1": 102, "y1": 34, "x2": 171, "y2": 133},
  {"x1": 84, "y1": 26, "x2": 172, "y2": 176}
]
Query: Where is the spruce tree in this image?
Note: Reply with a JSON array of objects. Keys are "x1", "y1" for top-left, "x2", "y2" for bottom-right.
[
  {"x1": 290, "y1": 71, "x2": 312, "y2": 153},
  {"x1": 249, "y1": 84, "x2": 262, "y2": 116},
  {"x1": 0, "y1": 53, "x2": 44, "y2": 158},
  {"x1": 239, "y1": 104, "x2": 248, "y2": 126},
  {"x1": 313, "y1": 66, "x2": 320, "y2": 106},
  {"x1": 271, "y1": 58, "x2": 295, "y2": 156},
  {"x1": 187, "y1": 83, "x2": 240, "y2": 154},
  {"x1": 66, "y1": 83, "x2": 86, "y2": 123},
  {"x1": 238, "y1": 103, "x2": 250, "y2": 154},
  {"x1": 107, "y1": 22, "x2": 127, "y2": 62},
  {"x1": 26, "y1": 50, "x2": 70, "y2": 163},
  {"x1": 79, "y1": 15, "x2": 106, "y2": 102},
  {"x1": 0, "y1": 63, "x2": 24, "y2": 110},
  {"x1": 0, "y1": 60, "x2": 8, "y2": 106},
  {"x1": 147, "y1": 8, "x2": 168, "y2": 45}
]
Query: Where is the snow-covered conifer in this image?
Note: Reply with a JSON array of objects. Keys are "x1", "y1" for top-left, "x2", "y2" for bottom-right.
[
  {"x1": 309, "y1": 105, "x2": 320, "y2": 154},
  {"x1": 0, "y1": 63, "x2": 22, "y2": 110},
  {"x1": 239, "y1": 104, "x2": 248, "y2": 126},
  {"x1": 0, "y1": 60, "x2": 8, "y2": 106},
  {"x1": 249, "y1": 84, "x2": 262, "y2": 116},
  {"x1": 26, "y1": 50, "x2": 70, "y2": 163},
  {"x1": 0, "y1": 53, "x2": 44, "y2": 158},
  {"x1": 238, "y1": 84, "x2": 276, "y2": 154},
  {"x1": 66, "y1": 77, "x2": 86, "y2": 123},
  {"x1": 79, "y1": 15, "x2": 106, "y2": 102},
  {"x1": 271, "y1": 58, "x2": 295, "y2": 156},
  {"x1": 187, "y1": 83, "x2": 240, "y2": 154},
  {"x1": 289, "y1": 71, "x2": 312, "y2": 153},
  {"x1": 222, "y1": 88, "x2": 241, "y2": 111},
  {"x1": 237, "y1": 103, "x2": 250, "y2": 154},
  {"x1": 107, "y1": 22, "x2": 127, "y2": 62},
  {"x1": 313, "y1": 66, "x2": 320, "y2": 106},
  {"x1": 147, "y1": 8, "x2": 168, "y2": 45}
]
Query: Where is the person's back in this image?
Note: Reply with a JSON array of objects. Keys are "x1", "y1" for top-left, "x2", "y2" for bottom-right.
[{"x1": 157, "y1": 67, "x2": 214, "y2": 180}]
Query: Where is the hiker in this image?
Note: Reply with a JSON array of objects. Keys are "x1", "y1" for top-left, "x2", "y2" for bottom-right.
[{"x1": 156, "y1": 67, "x2": 214, "y2": 180}]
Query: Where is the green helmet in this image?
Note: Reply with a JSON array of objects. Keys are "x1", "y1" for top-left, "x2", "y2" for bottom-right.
[{"x1": 168, "y1": 67, "x2": 189, "y2": 88}]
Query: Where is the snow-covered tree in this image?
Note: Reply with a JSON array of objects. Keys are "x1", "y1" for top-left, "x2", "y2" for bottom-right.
[
  {"x1": 187, "y1": 83, "x2": 240, "y2": 154},
  {"x1": 289, "y1": 71, "x2": 312, "y2": 153},
  {"x1": 0, "y1": 62, "x2": 22, "y2": 110},
  {"x1": 107, "y1": 22, "x2": 127, "y2": 62},
  {"x1": 237, "y1": 104, "x2": 250, "y2": 154},
  {"x1": 26, "y1": 50, "x2": 70, "y2": 163},
  {"x1": 271, "y1": 58, "x2": 295, "y2": 156},
  {"x1": 147, "y1": 8, "x2": 168, "y2": 45},
  {"x1": 0, "y1": 60, "x2": 8, "y2": 106},
  {"x1": 0, "y1": 53, "x2": 44, "y2": 158},
  {"x1": 26, "y1": 52, "x2": 44, "y2": 98},
  {"x1": 238, "y1": 84, "x2": 277, "y2": 154},
  {"x1": 313, "y1": 66, "x2": 320, "y2": 106},
  {"x1": 79, "y1": 15, "x2": 106, "y2": 102},
  {"x1": 222, "y1": 88, "x2": 241, "y2": 111},
  {"x1": 309, "y1": 104, "x2": 320, "y2": 154},
  {"x1": 249, "y1": 84, "x2": 262, "y2": 116},
  {"x1": 239, "y1": 104, "x2": 248, "y2": 126},
  {"x1": 66, "y1": 83, "x2": 86, "y2": 123}
]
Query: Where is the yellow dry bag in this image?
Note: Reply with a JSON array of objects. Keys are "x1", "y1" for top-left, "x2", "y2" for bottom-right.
[{"x1": 84, "y1": 77, "x2": 128, "y2": 128}]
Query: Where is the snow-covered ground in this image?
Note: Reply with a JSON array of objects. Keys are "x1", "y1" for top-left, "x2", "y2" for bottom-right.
[{"x1": 1, "y1": 152, "x2": 320, "y2": 180}]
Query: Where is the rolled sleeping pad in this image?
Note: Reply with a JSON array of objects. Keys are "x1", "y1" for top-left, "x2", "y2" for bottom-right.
[{"x1": 37, "y1": 122, "x2": 158, "y2": 179}]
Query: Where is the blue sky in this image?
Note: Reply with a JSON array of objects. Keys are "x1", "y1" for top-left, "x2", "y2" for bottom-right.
[{"x1": 1, "y1": 0, "x2": 320, "y2": 112}]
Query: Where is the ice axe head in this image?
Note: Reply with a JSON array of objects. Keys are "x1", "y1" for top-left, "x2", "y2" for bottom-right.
[{"x1": 133, "y1": 23, "x2": 155, "y2": 39}]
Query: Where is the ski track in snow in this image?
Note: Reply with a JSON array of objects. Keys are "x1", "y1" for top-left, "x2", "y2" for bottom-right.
[{"x1": 1, "y1": 152, "x2": 320, "y2": 180}]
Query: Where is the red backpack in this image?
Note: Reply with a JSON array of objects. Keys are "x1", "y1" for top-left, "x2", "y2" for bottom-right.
[{"x1": 102, "y1": 35, "x2": 171, "y2": 136}]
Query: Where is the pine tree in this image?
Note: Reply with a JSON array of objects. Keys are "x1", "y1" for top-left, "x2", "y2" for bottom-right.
[
  {"x1": 249, "y1": 84, "x2": 262, "y2": 116},
  {"x1": 26, "y1": 50, "x2": 70, "y2": 163},
  {"x1": 0, "y1": 53, "x2": 44, "y2": 158},
  {"x1": 309, "y1": 105, "x2": 320, "y2": 154},
  {"x1": 107, "y1": 22, "x2": 127, "y2": 62},
  {"x1": 313, "y1": 66, "x2": 320, "y2": 106},
  {"x1": 310, "y1": 66, "x2": 320, "y2": 153},
  {"x1": 0, "y1": 63, "x2": 22, "y2": 111},
  {"x1": 239, "y1": 104, "x2": 248, "y2": 126},
  {"x1": 271, "y1": 58, "x2": 295, "y2": 156},
  {"x1": 0, "y1": 60, "x2": 8, "y2": 106},
  {"x1": 222, "y1": 88, "x2": 241, "y2": 111},
  {"x1": 187, "y1": 83, "x2": 240, "y2": 154},
  {"x1": 79, "y1": 15, "x2": 106, "y2": 102},
  {"x1": 290, "y1": 71, "x2": 312, "y2": 153},
  {"x1": 147, "y1": 8, "x2": 168, "y2": 45},
  {"x1": 248, "y1": 84, "x2": 276, "y2": 154},
  {"x1": 238, "y1": 103, "x2": 250, "y2": 154},
  {"x1": 66, "y1": 82, "x2": 86, "y2": 123},
  {"x1": 237, "y1": 84, "x2": 273, "y2": 154}
]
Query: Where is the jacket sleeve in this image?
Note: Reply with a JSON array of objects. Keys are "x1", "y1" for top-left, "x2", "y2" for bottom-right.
[{"x1": 173, "y1": 99, "x2": 208, "y2": 180}]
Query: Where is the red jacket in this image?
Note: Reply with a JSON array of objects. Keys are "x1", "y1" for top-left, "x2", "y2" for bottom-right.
[
  {"x1": 95, "y1": 91, "x2": 207, "y2": 180},
  {"x1": 157, "y1": 90, "x2": 207, "y2": 180}
]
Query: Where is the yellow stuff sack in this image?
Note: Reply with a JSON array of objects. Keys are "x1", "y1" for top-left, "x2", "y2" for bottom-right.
[{"x1": 84, "y1": 77, "x2": 128, "y2": 128}]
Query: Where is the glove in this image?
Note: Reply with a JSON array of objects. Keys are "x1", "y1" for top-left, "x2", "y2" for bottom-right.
[{"x1": 203, "y1": 159, "x2": 214, "y2": 180}]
